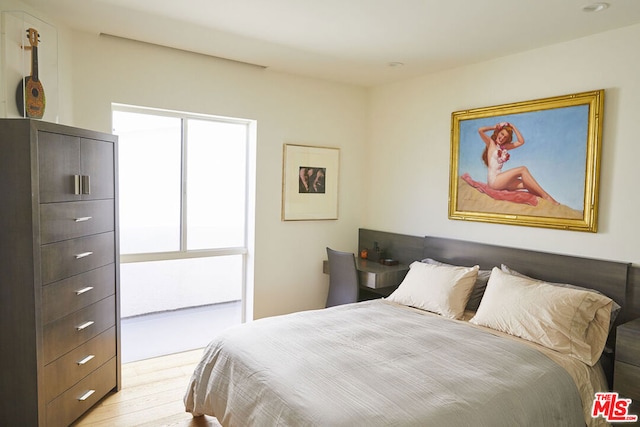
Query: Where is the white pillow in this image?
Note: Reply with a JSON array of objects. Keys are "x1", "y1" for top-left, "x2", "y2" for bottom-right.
[
  {"x1": 422, "y1": 258, "x2": 491, "y2": 311},
  {"x1": 500, "y1": 264, "x2": 621, "y2": 331},
  {"x1": 387, "y1": 261, "x2": 479, "y2": 319},
  {"x1": 470, "y1": 268, "x2": 613, "y2": 366}
]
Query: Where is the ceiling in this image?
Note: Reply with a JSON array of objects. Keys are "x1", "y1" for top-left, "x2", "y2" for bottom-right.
[{"x1": 19, "y1": 0, "x2": 640, "y2": 87}]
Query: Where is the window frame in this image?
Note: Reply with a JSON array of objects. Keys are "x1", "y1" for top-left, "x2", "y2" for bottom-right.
[{"x1": 112, "y1": 103, "x2": 255, "y2": 320}]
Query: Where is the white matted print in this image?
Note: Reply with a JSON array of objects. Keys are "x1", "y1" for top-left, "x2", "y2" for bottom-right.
[{"x1": 282, "y1": 144, "x2": 339, "y2": 220}]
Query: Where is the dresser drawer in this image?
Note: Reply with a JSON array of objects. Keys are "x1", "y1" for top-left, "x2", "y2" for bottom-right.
[
  {"x1": 614, "y1": 361, "x2": 640, "y2": 400},
  {"x1": 42, "y1": 264, "x2": 115, "y2": 324},
  {"x1": 41, "y1": 232, "x2": 115, "y2": 285},
  {"x1": 40, "y1": 200, "x2": 114, "y2": 244},
  {"x1": 46, "y1": 357, "x2": 117, "y2": 427},
  {"x1": 44, "y1": 295, "x2": 116, "y2": 364},
  {"x1": 44, "y1": 327, "x2": 116, "y2": 402}
]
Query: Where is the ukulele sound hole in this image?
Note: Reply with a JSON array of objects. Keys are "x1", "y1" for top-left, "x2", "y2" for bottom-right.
[{"x1": 32, "y1": 88, "x2": 39, "y2": 97}]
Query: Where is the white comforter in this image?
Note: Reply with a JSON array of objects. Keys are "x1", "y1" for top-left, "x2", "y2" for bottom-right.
[{"x1": 185, "y1": 300, "x2": 609, "y2": 426}]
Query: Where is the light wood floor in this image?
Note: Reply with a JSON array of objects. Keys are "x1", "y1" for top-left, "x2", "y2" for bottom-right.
[{"x1": 72, "y1": 349, "x2": 221, "y2": 427}]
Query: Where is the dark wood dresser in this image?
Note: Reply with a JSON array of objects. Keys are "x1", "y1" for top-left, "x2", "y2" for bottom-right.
[{"x1": 0, "y1": 119, "x2": 120, "y2": 426}]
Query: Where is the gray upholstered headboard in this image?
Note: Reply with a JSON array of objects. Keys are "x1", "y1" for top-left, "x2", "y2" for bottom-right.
[
  {"x1": 358, "y1": 229, "x2": 636, "y2": 323},
  {"x1": 422, "y1": 236, "x2": 628, "y2": 311}
]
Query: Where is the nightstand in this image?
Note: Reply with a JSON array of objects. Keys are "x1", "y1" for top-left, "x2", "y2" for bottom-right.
[{"x1": 614, "y1": 317, "x2": 640, "y2": 418}]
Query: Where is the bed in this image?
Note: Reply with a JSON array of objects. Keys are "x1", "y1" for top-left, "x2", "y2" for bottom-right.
[{"x1": 184, "y1": 234, "x2": 630, "y2": 427}]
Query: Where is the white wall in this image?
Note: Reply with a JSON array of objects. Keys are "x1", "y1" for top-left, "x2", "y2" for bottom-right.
[
  {"x1": 66, "y1": 34, "x2": 368, "y2": 319},
  {"x1": 366, "y1": 24, "x2": 640, "y2": 264}
]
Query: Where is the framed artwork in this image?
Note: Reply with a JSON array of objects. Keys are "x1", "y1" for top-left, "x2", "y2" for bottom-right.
[
  {"x1": 282, "y1": 144, "x2": 340, "y2": 220},
  {"x1": 449, "y1": 90, "x2": 604, "y2": 232}
]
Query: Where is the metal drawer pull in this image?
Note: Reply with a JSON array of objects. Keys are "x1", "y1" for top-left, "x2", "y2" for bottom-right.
[
  {"x1": 75, "y1": 286, "x2": 94, "y2": 296},
  {"x1": 77, "y1": 354, "x2": 95, "y2": 366},
  {"x1": 81, "y1": 175, "x2": 91, "y2": 195},
  {"x1": 75, "y1": 251, "x2": 93, "y2": 259},
  {"x1": 76, "y1": 321, "x2": 94, "y2": 331},
  {"x1": 74, "y1": 175, "x2": 82, "y2": 195},
  {"x1": 74, "y1": 216, "x2": 93, "y2": 222},
  {"x1": 78, "y1": 390, "x2": 95, "y2": 401}
]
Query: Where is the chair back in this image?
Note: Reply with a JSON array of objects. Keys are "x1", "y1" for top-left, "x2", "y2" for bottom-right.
[{"x1": 326, "y1": 247, "x2": 359, "y2": 307}]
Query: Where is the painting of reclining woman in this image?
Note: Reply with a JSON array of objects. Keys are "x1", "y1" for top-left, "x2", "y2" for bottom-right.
[{"x1": 449, "y1": 90, "x2": 604, "y2": 232}]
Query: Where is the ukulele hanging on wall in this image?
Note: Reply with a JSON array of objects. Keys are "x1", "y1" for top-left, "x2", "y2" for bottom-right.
[{"x1": 16, "y1": 27, "x2": 46, "y2": 119}]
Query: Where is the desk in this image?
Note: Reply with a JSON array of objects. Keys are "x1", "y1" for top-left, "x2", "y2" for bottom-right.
[{"x1": 323, "y1": 258, "x2": 409, "y2": 297}]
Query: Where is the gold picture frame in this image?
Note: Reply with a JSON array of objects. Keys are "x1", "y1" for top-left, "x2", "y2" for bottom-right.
[
  {"x1": 449, "y1": 90, "x2": 604, "y2": 232},
  {"x1": 282, "y1": 143, "x2": 340, "y2": 221}
]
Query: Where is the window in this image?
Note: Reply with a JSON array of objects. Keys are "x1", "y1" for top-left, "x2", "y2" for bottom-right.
[
  {"x1": 115, "y1": 111, "x2": 182, "y2": 254},
  {"x1": 113, "y1": 104, "x2": 254, "y2": 321}
]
